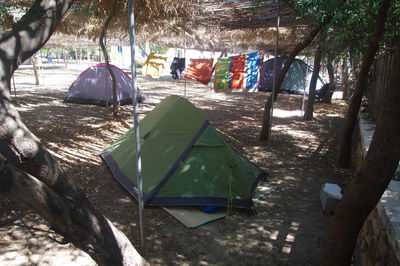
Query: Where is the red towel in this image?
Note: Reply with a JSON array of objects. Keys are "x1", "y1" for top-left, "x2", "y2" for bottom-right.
[{"x1": 183, "y1": 58, "x2": 214, "y2": 85}]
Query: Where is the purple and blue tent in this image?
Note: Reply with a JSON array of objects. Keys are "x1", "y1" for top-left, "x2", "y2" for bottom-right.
[{"x1": 64, "y1": 63, "x2": 134, "y2": 106}]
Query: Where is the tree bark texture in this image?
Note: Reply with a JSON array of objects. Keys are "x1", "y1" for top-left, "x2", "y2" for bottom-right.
[
  {"x1": 324, "y1": 56, "x2": 336, "y2": 104},
  {"x1": 338, "y1": 0, "x2": 391, "y2": 168},
  {"x1": 0, "y1": 0, "x2": 85, "y2": 202},
  {"x1": 99, "y1": 1, "x2": 118, "y2": 117},
  {"x1": 321, "y1": 39, "x2": 400, "y2": 266},
  {"x1": 327, "y1": 60, "x2": 335, "y2": 85},
  {"x1": 0, "y1": 0, "x2": 146, "y2": 264},
  {"x1": 303, "y1": 31, "x2": 325, "y2": 121},
  {"x1": 0, "y1": 161, "x2": 148, "y2": 266}
]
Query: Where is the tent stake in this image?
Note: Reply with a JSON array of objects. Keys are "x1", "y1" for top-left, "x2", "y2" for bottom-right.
[
  {"x1": 268, "y1": 0, "x2": 280, "y2": 142},
  {"x1": 128, "y1": 0, "x2": 144, "y2": 247}
]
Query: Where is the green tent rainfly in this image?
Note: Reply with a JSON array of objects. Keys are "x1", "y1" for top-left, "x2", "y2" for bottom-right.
[{"x1": 101, "y1": 95, "x2": 268, "y2": 208}]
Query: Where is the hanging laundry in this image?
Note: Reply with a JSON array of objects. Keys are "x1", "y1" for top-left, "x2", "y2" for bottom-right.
[
  {"x1": 170, "y1": 57, "x2": 186, "y2": 80},
  {"x1": 214, "y1": 51, "x2": 263, "y2": 92},
  {"x1": 183, "y1": 58, "x2": 214, "y2": 86},
  {"x1": 141, "y1": 52, "x2": 168, "y2": 79}
]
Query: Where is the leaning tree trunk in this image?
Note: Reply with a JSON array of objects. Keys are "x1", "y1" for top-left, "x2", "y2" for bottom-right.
[
  {"x1": 259, "y1": 26, "x2": 322, "y2": 141},
  {"x1": 258, "y1": 0, "x2": 349, "y2": 141},
  {"x1": 303, "y1": 30, "x2": 326, "y2": 121},
  {"x1": 338, "y1": 0, "x2": 391, "y2": 168},
  {"x1": 321, "y1": 38, "x2": 400, "y2": 266},
  {"x1": 0, "y1": 0, "x2": 146, "y2": 264},
  {"x1": 0, "y1": 161, "x2": 147, "y2": 265},
  {"x1": 99, "y1": 1, "x2": 118, "y2": 117}
]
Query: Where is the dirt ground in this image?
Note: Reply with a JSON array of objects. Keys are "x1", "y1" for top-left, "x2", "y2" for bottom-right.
[{"x1": 0, "y1": 63, "x2": 349, "y2": 265}]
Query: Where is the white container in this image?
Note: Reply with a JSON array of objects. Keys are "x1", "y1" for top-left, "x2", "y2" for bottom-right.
[{"x1": 320, "y1": 183, "x2": 342, "y2": 214}]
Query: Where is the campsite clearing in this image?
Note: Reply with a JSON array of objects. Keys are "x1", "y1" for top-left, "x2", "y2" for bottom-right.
[{"x1": 0, "y1": 64, "x2": 349, "y2": 265}]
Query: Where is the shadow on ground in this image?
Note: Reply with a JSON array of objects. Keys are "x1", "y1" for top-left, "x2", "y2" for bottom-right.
[{"x1": 0, "y1": 66, "x2": 350, "y2": 265}]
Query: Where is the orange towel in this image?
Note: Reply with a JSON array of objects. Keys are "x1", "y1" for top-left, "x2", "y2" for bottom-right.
[{"x1": 183, "y1": 58, "x2": 214, "y2": 85}]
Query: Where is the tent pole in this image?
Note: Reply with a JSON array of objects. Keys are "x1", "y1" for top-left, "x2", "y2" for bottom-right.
[
  {"x1": 301, "y1": 56, "x2": 310, "y2": 116},
  {"x1": 268, "y1": 0, "x2": 280, "y2": 142},
  {"x1": 128, "y1": 0, "x2": 144, "y2": 247},
  {"x1": 184, "y1": 33, "x2": 187, "y2": 98}
]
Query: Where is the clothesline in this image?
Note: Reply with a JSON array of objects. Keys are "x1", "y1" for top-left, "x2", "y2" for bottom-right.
[{"x1": 141, "y1": 51, "x2": 293, "y2": 93}]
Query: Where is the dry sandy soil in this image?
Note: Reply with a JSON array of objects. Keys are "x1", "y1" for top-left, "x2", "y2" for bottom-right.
[{"x1": 0, "y1": 63, "x2": 349, "y2": 265}]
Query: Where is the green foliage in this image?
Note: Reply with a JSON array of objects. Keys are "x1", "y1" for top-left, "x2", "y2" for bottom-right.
[
  {"x1": 135, "y1": 61, "x2": 144, "y2": 68},
  {"x1": 70, "y1": 2, "x2": 100, "y2": 18},
  {"x1": 295, "y1": 0, "x2": 344, "y2": 24},
  {"x1": 0, "y1": 5, "x2": 28, "y2": 27},
  {"x1": 149, "y1": 46, "x2": 169, "y2": 54},
  {"x1": 294, "y1": 0, "x2": 399, "y2": 96},
  {"x1": 385, "y1": 0, "x2": 400, "y2": 47},
  {"x1": 296, "y1": 0, "x2": 399, "y2": 69}
]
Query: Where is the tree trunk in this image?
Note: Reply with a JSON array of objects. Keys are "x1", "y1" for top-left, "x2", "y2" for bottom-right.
[
  {"x1": 0, "y1": 0, "x2": 146, "y2": 264},
  {"x1": 304, "y1": 31, "x2": 325, "y2": 121},
  {"x1": 63, "y1": 48, "x2": 68, "y2": 68},
  {"x1": 324, "y1": 56, "x2": 336, "y2": 104},
  {"x1": 87, "y1": 47, "x2": 91, "y2": 61},
  {"x1": 338, "y1": 0, "x2": 391, "y2": 168},
  {"x1": 321, "y1": 39, "x2": 400, "y2": 266},
  {"x1": 31, "y1": 54, "x2": 40, "y2": 85},
  {"x1": 258, "y1": 0, "x2": 349, "y2": 141},
  {"x1": 327, "y1": 57, "x2": 335, "y2": 86},
  {"x1": 0, "y1": 0, "x2": 86, "y2": 202},
  {"x1": 99, "y1": 1, "x2": 118, "y2": 117},
  {"x1": 259, "y1": 26, "x2": 322, "y2": 141},
  {"x1": 0, "y1": 161, "x2": 148, "y2": 266},
  {"x1": 342, "y1": 58, "x2": 349, "y2": 100}
]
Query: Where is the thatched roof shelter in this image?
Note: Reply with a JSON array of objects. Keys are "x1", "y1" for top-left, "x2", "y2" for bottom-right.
[{"x1": 2, "y1": 0, "x2": 317, "y2": 54}]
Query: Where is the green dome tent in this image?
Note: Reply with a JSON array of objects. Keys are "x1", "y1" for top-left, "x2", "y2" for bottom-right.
[{"x1": 101, "y1": 95, "x2": 267, "y2": 208}]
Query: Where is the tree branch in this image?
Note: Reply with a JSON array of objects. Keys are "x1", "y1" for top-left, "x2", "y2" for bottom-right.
[
  {"x1": 0, "y1": 0, "x2": 86, "y2": 202},
  {"x1": 0, "y1": 160, "x2": 148, "y2": 266},
  {"x1": 259, "y1": 0, "x2": 349, "y2": 141},
  {"x1": 0, "y1": 0, "x2": 74, "y2": 76}
]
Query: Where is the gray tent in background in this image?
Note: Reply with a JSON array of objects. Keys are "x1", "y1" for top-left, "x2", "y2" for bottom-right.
[
  {"x1": 64, "y1": 63, "x2": 133, "y2": 106},
  {"x1": 259, "y1": 57, "x2": 325, "y2": 95}
]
